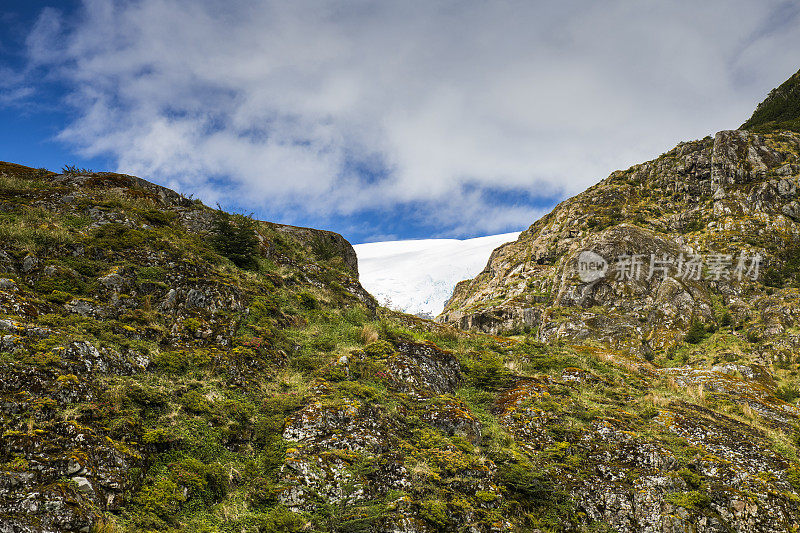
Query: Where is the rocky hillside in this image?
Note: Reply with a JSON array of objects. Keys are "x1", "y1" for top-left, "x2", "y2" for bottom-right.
[
  {"x1": 3, "y1": 77, "x2": 800, "y2": 533},
  {"x1": 439, "y1": 84, "x2": 800, "y2": 362}
]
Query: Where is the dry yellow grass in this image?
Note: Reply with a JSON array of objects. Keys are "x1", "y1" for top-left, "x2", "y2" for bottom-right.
[{"x1": 360, "y1": 324, "x2": 379, "y2": 344}]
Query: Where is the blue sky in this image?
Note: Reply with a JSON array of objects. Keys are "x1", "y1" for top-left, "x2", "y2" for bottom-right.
[
  {"x1": 0, "y1": 1, "x2": 105, "y2": 171},
  {"x1": 1, "y1": 1, "x2": 800, "y2": 244}
]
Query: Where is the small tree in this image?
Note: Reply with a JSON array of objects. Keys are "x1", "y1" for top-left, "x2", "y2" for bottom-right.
[
  {"x1": 685, "y1": 320, "x2": 706, "y2": 345},
  {"x1": 718, "y1": 309, "x2": 732, "y2": 328},
  {"x1": 211, "y1": 206, "x2": 259, "y2": 270}
]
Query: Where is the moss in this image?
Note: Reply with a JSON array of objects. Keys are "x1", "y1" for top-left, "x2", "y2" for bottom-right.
[
  {"x1": 137, "y1": 266, "x2": 166, "y2": 281},
  {"x1": 180, "y1": 390, "x2": 212, "y2": 413},
  {"x1": 90, "y1": 223, "x2": 147, "y2": 251},
  {"x1": 151, "y1": 349, "x2": 214, "y2": 373},
  {"x1": 665, "y1": 490, "x2": 710, "y2": 510},
  {"x1": 419, "y1": 498, "x2": 449, "y2": 529},
  {"x1": 142, "y1": 426, "x2": 184, "y2": 446},
  {"x1": 363, "y1": 340, "x2": 395, "y2": 358},
  {"x1": 787, "y1": 464, "x2": 800, "y2": 491},
  {"x1": 130, "y1": 477, "x2": 187, "y2": 527}
]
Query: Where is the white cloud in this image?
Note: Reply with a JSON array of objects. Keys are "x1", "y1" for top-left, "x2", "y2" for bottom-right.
[{"x1": 19, "y1": 0, "x2": 800, "y2": 235}]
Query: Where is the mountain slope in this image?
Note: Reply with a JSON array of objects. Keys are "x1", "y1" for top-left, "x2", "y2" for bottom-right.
[
  {"x1": 354, "y1": 233, "x2": 520, "y2": 317},
  {"x1": 742, "y1": 68, "x2": 800, "y2": 134},
  {"x1": 4, "y1": 69, "x2": 800, "y2": 532}
]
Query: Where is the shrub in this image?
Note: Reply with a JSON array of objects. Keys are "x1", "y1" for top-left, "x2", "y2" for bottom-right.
[
  {"x1": 762, "y1": 235, "x2": 800, "y2": 288},
  {"x1": 344, "y1": 307, "x2": 367, "y2": 326},
  {"x1": 62, "y1": 164, "x2": 93, "y2": 175},
  {"x1": 776, "y1": 384, "x2": 800, "y2": 403},
  {"x1": 142, "y1": 427, "x2": 183, "y2": 446},
  {"x1": 718, "y1": 309, "x2": 732, "y2": 328},
  {"x1": 684, "y1": 320, "x2": 706, "y2": 345},
  {"x1": 35, "y1": 273, "x2": 86, "y2": 296},
  {"x1": 61, "y1": 256, "x2": 103, "y2": 277},
  {"x1": 141, "y1": 209, "x2": 177, "y2": 227},
  {"x1": 310, "y1": 234, "x2": 340, "y2": 262},
  {"x1": 298, "y1": 291, "x2": 318, "y2": 310},
  {"x1": 151, "y1": 349, "x2": 213, "y2": 373},
  {"x1": 260, "y1": 507, "x2": 306, "y2": 532},
  {"x1": 47, "y1": 290, "x2": 73, "y2": 304},
  {"x1": 132, "y1": 477, "x2": 186, "y2": 527},
  {"x1": 681, "y1": 219, "x2": 705, "y2": 233},
  {"x1": 497, "y1": 462, "x2": 556, "y2": 504},
  {"x1": 360, "y1": 324, "x2": 379, "y2": 344},
  {"x1": 763, "y1": 267, "x2": 785, "y2": 288},
  {"x1": 309, "y1": 336, "x2": 337, "y2": 352},
  {"x1": 468, "y1": 352, "x2": 509, "y2": 390},
  {"x1": 137, "y1": 266, "x2": 166, "y2": 282},
  {"x1": 180, "y1": 390, "x2": 212, "y2": 413},
  {"x1": 676, "y1": 467, "x2": 703, "y2": 490},
  {"x1": 746, "y1": 330, "x2": 761, "y2": 344},
  {"x1": 378, "y1": 320, "x2": 413, "y2": 342},
  {"x1": 211, "y1": 207, "x2": 259, "y2": 270},
  {"x1": 170, "y1": 457, "x2": 227, "y2": 501}
]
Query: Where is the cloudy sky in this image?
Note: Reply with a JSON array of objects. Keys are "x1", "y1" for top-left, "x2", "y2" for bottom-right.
[{"x1": 1, "y1": 1, "x2": 799, "y2": 242}]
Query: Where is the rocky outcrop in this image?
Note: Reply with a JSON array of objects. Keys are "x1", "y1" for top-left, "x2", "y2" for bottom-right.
[
  {"x1": 278, "y1": 341, "x2": 501, "y2": 533},
  {"x1": 30, "y1": 166, "x2": 362, "y2": 278},
  {"x1": 439, "y1": 130, "x2": 800, "y2": 355}
]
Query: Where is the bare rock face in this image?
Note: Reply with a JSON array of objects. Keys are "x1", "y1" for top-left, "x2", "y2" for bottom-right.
[
  {"x1": 387, "y1": 341, "x2": 462, "y2": 398},
  {"x1": 439, "y1": 130, "x2": 800, "y2": 355}
]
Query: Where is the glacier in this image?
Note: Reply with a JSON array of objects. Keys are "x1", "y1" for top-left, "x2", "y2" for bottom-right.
[{"x1": 354, "y1": 232, "x2": 521, "y2": 317}]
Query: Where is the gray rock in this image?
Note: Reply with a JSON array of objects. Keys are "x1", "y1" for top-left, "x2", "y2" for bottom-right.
[
  {"x1": 98, "y1": 272, "x2": 125, "y2": 291},
  {"x1": 71, "y1": 477, "x2": 93, "y2": 495},
  {"x1": 21, "y1": 255, "x2": 38, "y2": 273},
  {"x1": 185, "y1": 289, "x2": 208, "y2": 310},
  {"x1": 66, "y1": 459, "x2": 83, "y2": 476},
  {"x1": 0, "y1": 249, "x2": 16, "y2": 273},
  {"x1": 161, "y1": 288, "x2": 178, "y2": 310},
  {"x1": 65, "y1": 299, "x2": 97, "y2": 317},
  {"x1": 783, "y1": 200, "x2": 800, "y2": 221},
  {"x1": 0, "y1": 319, "x2": 19, "y2": 332}
]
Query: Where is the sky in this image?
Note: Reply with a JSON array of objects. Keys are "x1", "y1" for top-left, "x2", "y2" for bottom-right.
[{"x1": 1, "y1": 1, "x2": 799, "y2": 243}]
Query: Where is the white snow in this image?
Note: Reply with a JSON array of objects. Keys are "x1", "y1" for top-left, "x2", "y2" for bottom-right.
[{"x1": 354, "y1": 232, "x2": 521, "y2": 317}]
